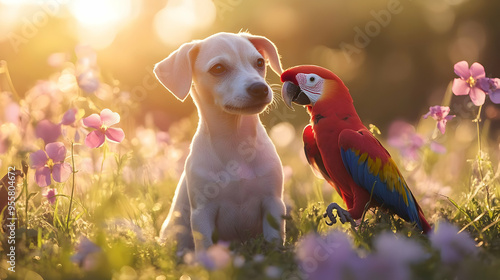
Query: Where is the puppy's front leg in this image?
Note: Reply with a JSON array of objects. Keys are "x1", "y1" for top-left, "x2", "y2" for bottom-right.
[
  {"x1": 191, "y1": 204, "x2": 218, "y2": 252},
  {"x1": 262, "y1": 196, "x2": 286, "y2": 245}
]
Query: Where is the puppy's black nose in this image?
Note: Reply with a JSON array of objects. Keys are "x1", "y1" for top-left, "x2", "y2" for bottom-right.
[{"x1": 247, "y1": 82, "x2": 269, "y2": 97}]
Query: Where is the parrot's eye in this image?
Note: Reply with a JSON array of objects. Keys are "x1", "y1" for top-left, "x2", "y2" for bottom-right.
[
  {"x1": 209, "y1": 64, "x2": 227, "y2": 75},
  {"x1": 305, "y1": 74, "x2": 321, "y2": 87},
  {"x1": 256, "y1": 58, "x2": 265, "y2": 68}
]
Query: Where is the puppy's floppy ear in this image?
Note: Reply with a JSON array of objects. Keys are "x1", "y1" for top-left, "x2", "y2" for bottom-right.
[
  {"x1": 154, "y1": 41, "x2": 199, "y2": 101},
  {"x1": 242, "y1": 33, "x2": 283, "y2": 76}
]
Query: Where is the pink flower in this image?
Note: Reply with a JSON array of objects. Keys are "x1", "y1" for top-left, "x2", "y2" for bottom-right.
[
  {"x1": 452, "y1": 61, "x2": 487, "y2": 106},
  {"x1": 423, "y1": 106, "x2": 455, "y2": 134},
  {"x1": 387, "y1": 121, "x2": 425, "y2": 161},
  {"x1": 197, "y1": 243, "x2": 231, "y2": 270},
  {"x1": 4, "y1": 102, "x2": 20, "y2": 126},
  {"x1": 83, "y1": 109, "x2": 125, "y2": 148},
  {"x1": 479, "y1": 77, "x2": 500, "y2": 104},
  {"x1": 430, "y1": 142, "x2": 447, "y2": 154},
  {"x1": 47, "y1": 52, "x2": 68, "y2": 68},
  {"x1": 29, "y1": 142, "x2": 72, "y2": 187},
  {"x1": 43, "y1": 188, "x2": 58, "y2": 204}
]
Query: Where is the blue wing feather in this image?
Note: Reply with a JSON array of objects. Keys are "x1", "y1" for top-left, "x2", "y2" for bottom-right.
[{"x1": 340, "y1": 147, "x2": 422, "y2": 229}]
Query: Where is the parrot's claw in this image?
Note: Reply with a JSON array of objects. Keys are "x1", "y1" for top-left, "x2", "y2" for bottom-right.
[{"x1": 323, "y1": 203, "x2": 356, "y2": 228}]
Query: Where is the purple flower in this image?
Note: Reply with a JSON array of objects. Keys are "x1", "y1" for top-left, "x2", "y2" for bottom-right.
[
  {"x1": 71, "y1": 236, "x2": 102, "y2": 271},
  {"x1": 423, "y1": 106, "x2": 455, "y2": 134},
  {"x1": 430, "y1": 221, "x2": 478, "y2": 264},
  {"x1": 452, "y1": 61, "x2": 487, "y2": 106},
  {"x1": 361, "y1": 233, "x2": 427, "y2": 280},
  {"x1": 83, "y1": 109, "x2": 125, "y2": 148},
  {"x1": 77, "y1": 71, "x2": 100, "y2": 93},
  {"x1": 479, "y1": 77, "x2": 500, "y2": 104},
  {"x1": 61, "y1": 108, "x2": 77, "y2": 126},
  {"x1": 43, "y1": 188, "x2": 58, "y2": 204},
  {"x1": 75, "y1": 45, "x2": 100, "y2": 93},
  {"x1": 29, "y1": 142, "x2": 72, "y2": 187},
  {"x1": 35, "y1": 119, "x2": 62, "y2": 144},
  {"x1": 296, "y1": 231, "x2": 362, "y2": 280},
  {"x1": 60, "y1": 108, "x2": 88, "y2": 143}
]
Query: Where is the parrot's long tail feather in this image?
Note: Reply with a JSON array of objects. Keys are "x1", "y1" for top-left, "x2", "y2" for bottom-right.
[{"x1": 418, "y1": 209, "x2": 432, "y2": 234}]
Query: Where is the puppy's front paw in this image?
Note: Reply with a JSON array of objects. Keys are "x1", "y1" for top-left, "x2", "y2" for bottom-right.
[{"x1": 263, "y1": 213, "x2": 284, "y2": 246}]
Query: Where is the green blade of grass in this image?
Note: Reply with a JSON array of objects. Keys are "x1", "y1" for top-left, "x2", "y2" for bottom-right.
[
  {"x1": 445, "y1": 195, "x2": 481, "y2": 233},
  {"x1": 481, "y1": 216, "x2": 500, "y2": 233},
  {"x1": 458, "y1": 211, "x2": 486, "y2": 234}
]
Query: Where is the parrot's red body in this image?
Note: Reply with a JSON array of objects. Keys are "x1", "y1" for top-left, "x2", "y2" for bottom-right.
[{"x1": 281, "y1": 65, "x2": 431, "y2": 233}]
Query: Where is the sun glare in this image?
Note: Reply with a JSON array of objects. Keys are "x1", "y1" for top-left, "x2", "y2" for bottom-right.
[
  {"x1": 67, "y1": 0, "x2": 137, "y2": 49},
  {"x1": 0, "y1": 0, "x2": 29, "y2": 4},
  {"x1": 69, "y1": 0, "x2": 132, "y2": 28},
  {"x1": 154, "y1": 0, "x2": 216, "y2": 47}
]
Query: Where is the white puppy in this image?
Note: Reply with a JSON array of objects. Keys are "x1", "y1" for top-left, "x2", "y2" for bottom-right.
[{"x1": 154, "y1": 32, "x2": 286, "y2": 253}]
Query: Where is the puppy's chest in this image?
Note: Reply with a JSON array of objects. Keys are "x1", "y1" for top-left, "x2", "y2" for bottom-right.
[
  {"x1": 190, "y1": 155, "x2": 281, "y2": 201},
  {"x1": 211, "y1": 159, "x2": 264, "y2": 182},
  {"x1": 209, "y1": 160, "x2": 278, "y2": 194}
]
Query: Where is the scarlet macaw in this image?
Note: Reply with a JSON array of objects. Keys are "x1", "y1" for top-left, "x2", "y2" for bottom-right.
[{"x1": 281, "y1": 65, "x2": 431, "y2": 233}]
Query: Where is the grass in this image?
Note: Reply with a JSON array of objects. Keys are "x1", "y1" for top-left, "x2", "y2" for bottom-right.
[{"x1": 0, "y1": 55, "x2": 500, "y2": 280}]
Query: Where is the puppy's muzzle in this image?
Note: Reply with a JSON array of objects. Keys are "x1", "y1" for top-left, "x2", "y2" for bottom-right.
[{"x1": 247, "y1": 82, "x2": 269, "y2": 98}]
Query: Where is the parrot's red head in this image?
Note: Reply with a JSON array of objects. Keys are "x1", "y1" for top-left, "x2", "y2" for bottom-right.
[{"x1": 280, "y1": 65, "x2": 347, "y2": 109}]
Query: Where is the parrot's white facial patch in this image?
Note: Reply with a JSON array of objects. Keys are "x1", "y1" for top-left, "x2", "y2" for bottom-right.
[{"x1": 296, "y1": 73, "x2": 324, "y2": 105}]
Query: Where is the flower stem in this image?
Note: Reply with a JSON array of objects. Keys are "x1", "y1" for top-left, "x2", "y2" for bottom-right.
[
  {"x1": 97, "y1": 142, "x2": 107, "y2": 187},
  {"x1": 0, "y1": 60, "x2": 21, "y2": 101},
  {"x1": 23, "y1": 167, "x2": 28, "y2": 229},
  {"x1": 473, "y1": 105, "x2": 484, "y2": 181},
  {"x1": 66, "y1": 142, "x2": 76, "y2": 234}
]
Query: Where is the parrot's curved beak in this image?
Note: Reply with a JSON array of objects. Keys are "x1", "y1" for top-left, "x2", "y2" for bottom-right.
[{"x1": 282, "y1": 81, "x2": 311, "y2": 110}]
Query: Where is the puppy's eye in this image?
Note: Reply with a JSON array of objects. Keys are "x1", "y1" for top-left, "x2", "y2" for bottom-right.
[
  {"x1": 209, "y1": 64, "x2": 226, "y2": 75},
  {"x1": 256, "y1": 58, "x2": 265, "y2": 68}
]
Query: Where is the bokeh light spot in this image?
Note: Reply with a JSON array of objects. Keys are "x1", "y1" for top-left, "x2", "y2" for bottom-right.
[{"x1": 270, "y1": 122, "x2": 295, "y2": 148}]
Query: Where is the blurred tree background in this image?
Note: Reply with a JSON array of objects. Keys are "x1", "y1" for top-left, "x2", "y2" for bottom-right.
[{"x1": 1, "y1": 0, "x2": 499, "y2": 140}]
